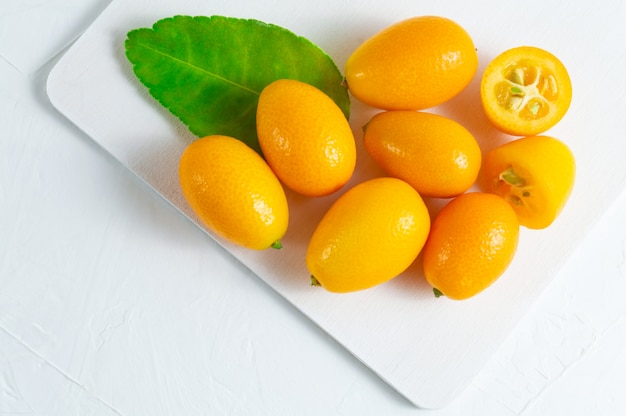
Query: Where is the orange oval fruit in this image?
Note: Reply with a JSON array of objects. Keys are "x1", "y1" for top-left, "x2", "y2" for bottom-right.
[
  {"x1": 480, "y1": 46, "x2": 572, "y2": 136},
  {"x1": 344, "y1": 16, "x2": 478, "y2": 110},
  {"x1": 423, "y1": 192, "x2": 519, "y2": 300},
  {"x1": 306, "y1": 177, "x2": 430, "y2": 293},
  {"x1": 256, "y1": 79, "x2": 356, "y2": 197},
  {"x1": 363, "y1": 111, "x2": 482, "y2": 198},
  {"x1": 179, "y1": 135, "x2": 288, "y2": 250},
  {"x1": 479, "y1": 135, "x2": 575, "y2": 229}
]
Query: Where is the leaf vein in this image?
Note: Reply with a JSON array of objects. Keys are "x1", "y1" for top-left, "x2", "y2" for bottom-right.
[{"x1": 137, "y1": 41, "x2": 260, "y2": 96}]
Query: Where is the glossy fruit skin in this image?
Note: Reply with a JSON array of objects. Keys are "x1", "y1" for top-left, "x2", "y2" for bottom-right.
[
  {"x1": 344, "y1": 16, "x2": 478, "y2": 110},
  {"x1": 306, "y1": 177, "x2": 430, "y2": 293},
  {"x1": 480, "y1": 46, "x2": 572, "y2": 136},
  {"x1": 363, "y1": 111, "x2": 482, "y2": 198},
  {"x1": 423, "y1": 192, "x2": 520, "y2": 300},
  {"x1": 179, "y1": 135, "x2": 288, "y2": 250},
  {"x1": 256, "y1": 79, "x2": 356, "y2": 197},
  {"x1": 479, "y1": 135, "x2": 575, "y2": 229}
]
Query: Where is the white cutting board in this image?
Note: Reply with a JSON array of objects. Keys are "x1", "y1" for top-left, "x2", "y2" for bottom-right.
[{"x1": 47, "y1": 0, "x2": 626, "y2": 408}]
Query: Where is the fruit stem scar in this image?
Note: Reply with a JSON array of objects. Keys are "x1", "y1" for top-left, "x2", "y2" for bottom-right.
[
  {"x1": 271, "y1": 240, "x2": 283, "y2": 249},
  {"x1": 433, "y1": 288, "x2": 445, "y2": 298},
  {"x1": 499, "y1": 167, "x2": 526, "y2": 187},
  {"x1": 310, "y1": 276, "x2": 321, "y2": 286}
]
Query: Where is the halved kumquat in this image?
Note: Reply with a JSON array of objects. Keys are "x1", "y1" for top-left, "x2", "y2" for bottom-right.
[
  {"x1": 480, "y1": 46, "x2": 572, "y2": 136},
  {"x1": 479, "y1": 135, "x2": 575, "y2": 230}
]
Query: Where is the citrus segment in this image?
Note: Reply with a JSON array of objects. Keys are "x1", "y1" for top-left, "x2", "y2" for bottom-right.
[{"x1": 479, "y1": 135, "x2": 575, "y2": 229}]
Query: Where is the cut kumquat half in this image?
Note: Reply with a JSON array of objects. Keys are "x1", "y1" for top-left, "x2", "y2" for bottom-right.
[
  {"x1": 479, "y1": 135, "x2": 575, "y2": 230},
  {"x1": 480, "y1": 46, "x2": 572, "y2": 136}
]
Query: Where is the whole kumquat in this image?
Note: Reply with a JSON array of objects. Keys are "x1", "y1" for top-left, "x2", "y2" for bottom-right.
[
  {"x1": 307, "y1": 177, "x2": 430, "y2": 293},
  {"x1": 422, "y1": 192, "x2": 520, "y2": 300},
  {"x1": 256, "y1": 79, "x2": 356, "y2": 197},
  {"x1": 179, "y1": 135, "x2": 288, "y2": 250},
  {"x1": 363, "y1": 110, "x2": 481, "y2": 198},
  {"x1": 345, "y1": 16, "x2": 478, "y2": 110}
]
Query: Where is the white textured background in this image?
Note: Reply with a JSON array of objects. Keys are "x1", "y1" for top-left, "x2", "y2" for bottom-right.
[{"x1": 2, "y1": 0, "x2": 626, "y2": 414}]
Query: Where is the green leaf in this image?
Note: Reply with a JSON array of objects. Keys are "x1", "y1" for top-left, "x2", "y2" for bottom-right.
[{"x1": 125, "y1": 15, "x2": 350, "y2": 154}]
